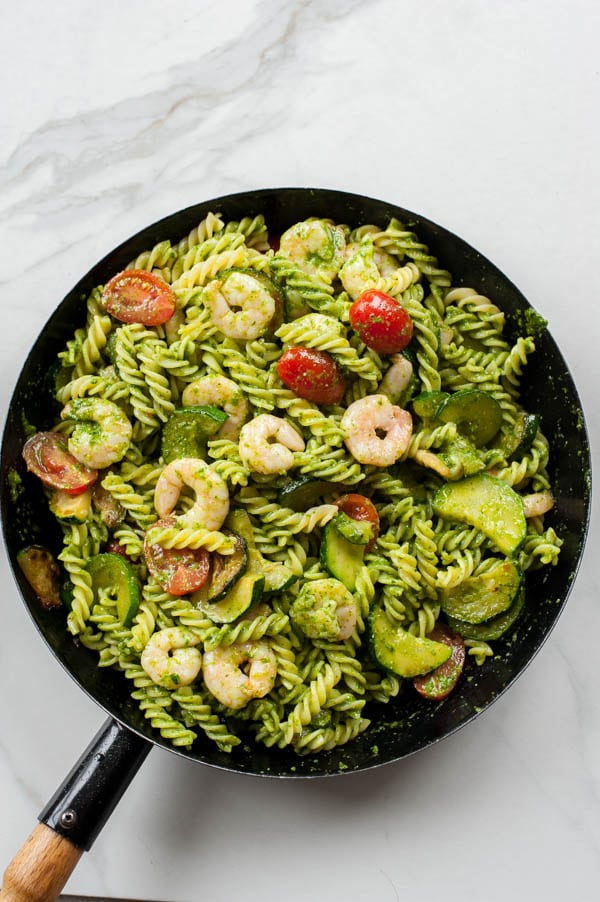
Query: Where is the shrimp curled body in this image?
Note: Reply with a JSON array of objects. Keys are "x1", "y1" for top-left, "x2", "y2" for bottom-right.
[
  {"x1": 202, "y1": 641, "x2": 277, "y2": 709},
  {"x1": 205, "y1": 271, "x2": 275, "y2": 340},
  {"x1": 154, "y1": 458, "x2": 230, "y2": 529},
  {"x1": 182, "y1": 374, "x2": 248, "y2": 440},
  {"x1": 341, "y1": 394, "x2": 412, "y2": 467},
  {"x1": 141, "y1": 627, "x2": 202, "y2": 689},
  {"x1": 238, "y1": 414, "x2": 305, "y2": 475},
  {"x1": 291, "y1": 578, "x2": 358, "y2": 641},
  {"x1": 61, "y1": 398, "x2": 132, "y2": 469}
]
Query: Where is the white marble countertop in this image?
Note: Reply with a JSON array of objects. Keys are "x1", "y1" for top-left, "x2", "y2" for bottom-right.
[{"x1": 1, "y1": 1, "x2": 599, "y2": 900}]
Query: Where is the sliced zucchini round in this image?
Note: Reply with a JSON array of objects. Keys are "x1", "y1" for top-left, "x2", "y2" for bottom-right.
[
  {"x1": 161, "y1": 405, "x2": 228, "y2": 462},
  {"x1": 446, "y1": 585, "x2": 526, "y2": 641},
  {"x1": 320, "y1": 519, "x2": 364, "y2": 591},
  {"x1": 432, "y1": 474, "x2": 527, "y2": 556},
  {"x1": 333, "y1": 510, "x2": 374, "y2": 545},
  {"x1": 440, "y1": 559, "x2": 522, "y2": 623},
  {"x1": 368, "y1": 605, "x2": 452, "y2": 678},
  {"x1": 48, "y1": 487, "x2": 92, "y2": 523},
  {"x1": 412, "y1": 391, "x2": 449, "y2": 420},
  {"x1": 262, "y1": 560, "x2": 297, "y2": 594},
  {"x1": 87, "y1": 552, "x2": 140, "y2": 626},
  {"x1": 277, "y1": 476, "x2": 341, "y2": 512},
  {"x1": 436, "y1": 389, "x2": 502, "y2": 446},
  {"x1": 205, "y1": 531, "x2": 248, "y2": 603},
  {"x1": 194, "y1": 572, "x2": 264, "y2": 624}
]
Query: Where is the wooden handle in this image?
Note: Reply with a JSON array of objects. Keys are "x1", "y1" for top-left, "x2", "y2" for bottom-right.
[{"x1": 0, "y1": 823, "x2": 82, "y2": 902}]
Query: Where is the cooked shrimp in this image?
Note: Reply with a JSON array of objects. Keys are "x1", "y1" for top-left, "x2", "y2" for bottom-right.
[
  {"x1": 141, "y1": 627, "x2": 202, "y2": 689},
  {"x1": 202, "y1": 641, "x2": 277, "y2": 709},
  {"x1": 182, "y1": 374, "x2": 248, "y2": 440},
  {"x1": 341, "y1": 394, "x2": 413, "y2": 467},
  {"x1": 154, "y1": 458, "x2": 230, "y2": 529},
  {"x1": 291, "y1": 578, "x2": 358, "y2": 641},
  {"x1": 279, "y1": 219, "x2": 346, "y2": 282},
  {"x1": 522, "y1": 490, "x2": 554, "y2": 518},
  {"x1": 205, "y1": 270, "x2": 275, "y2": 340},
  {"x1": 238, "y1": 414, "x2": 305, "y2": 475},
  {"x1": 61, "y1": 398, "x2": 132, "y2": 469},
  {"x1": 339, "y1": 242, "x2": 398, "y2": 300},
  {"x1": 378, "y1": 353, "x2": 414, "y2": 403}
]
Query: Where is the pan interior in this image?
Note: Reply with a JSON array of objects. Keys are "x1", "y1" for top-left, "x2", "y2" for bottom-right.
[{"x1": 0, "y1": 188, "x2": 591, "y2": 777}]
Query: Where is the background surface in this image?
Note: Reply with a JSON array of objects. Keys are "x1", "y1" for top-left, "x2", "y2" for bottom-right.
[{"x1": 1, "y1": 2, "x2": 599, "y2": 900}]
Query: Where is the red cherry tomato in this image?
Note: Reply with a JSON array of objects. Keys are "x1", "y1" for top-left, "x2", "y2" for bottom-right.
[
  {"x1": 144, "y1": 517, "x2": 210, "y2": 596},
  {"x1": 349, "y1": 289, "x2": 413, "y2": 354},
  {"x1": 335, "y1": 493, "x2": 379, "y2": 552},
  {"x1": 102, "y1": 269, "x2": 176, "y2": 326},
  {"x1": 413, "y1": 624, "x2": 465, "y2": 700},
  {"x1": 276, "y1": 347, "x2": 346, "y2": 405},
  {"x1": 22, "y1": 432, "x2": 97, "y2": 495},
  {"x1": 105, "y1": 539, "x2": 131, "y2": 559}
]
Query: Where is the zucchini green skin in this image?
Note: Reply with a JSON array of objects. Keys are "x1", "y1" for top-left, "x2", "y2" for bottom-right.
[
  {"x1": 48, "y1": 487, "x2": 92, "y2": 523},
  {"x1": 225, "y1": 509, "x2": 296, "y2": 594},
  {"x1": 320, "y1": 520, "x2": 364, "y2": 591},
  {"x1": 277, "y1": 476, "x2": 341, "y2": 512},
  {"x1": 440, "y1": 559, "x2": 522, "y2": 623},
  {"x1": 499, "y1": 412, "x2": 540, "y2": 461},
  {"x1": 333, "y1": 511, "x2": 373, "y2": 545},
  {"x1": 368, "y1": 605, "x2": 451, "y2": 678},
  {"x1": 446, "y1": 586, "x2": 526, "y2": 641},
  {"x1": 204, "y1": 532, "x2": 248, "y2": 603},
  {"x1": 436, "y1": 389, "x2": 502, "y2": 446},
  {"x1": 412, "y1": 391, "x2": 449, "y2": 420},
  {"x1": 87, "y1": 552, "x2": 140, "y2": 626},
  {"x1": 194, "y1": 572, "x2": 265, "y2": 624},
  {"x1": 432, "y1": 474, "x2": 527, "y2": 556},
  {"x1": 161, "y1": 405, "x2": 227, "y2": 463}
]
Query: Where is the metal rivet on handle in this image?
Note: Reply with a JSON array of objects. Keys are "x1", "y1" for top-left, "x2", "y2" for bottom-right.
[{"x1": 59, "y1": 809, "x2": 78, "y2": 830}]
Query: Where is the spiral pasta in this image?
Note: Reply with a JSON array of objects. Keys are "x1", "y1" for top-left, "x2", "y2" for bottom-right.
[{"x1": 25, "y1": 208, "x2": 562, "y2": 762}]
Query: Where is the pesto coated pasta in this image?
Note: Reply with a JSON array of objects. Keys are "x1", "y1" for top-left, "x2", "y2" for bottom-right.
[{"x1": 21, "y1": 209, "x2": 562, "y2": 757}]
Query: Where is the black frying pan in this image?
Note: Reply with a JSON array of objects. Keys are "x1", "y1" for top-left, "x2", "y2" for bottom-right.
[{"x1": 0, "y1": 188, "x2": 591, "y2": 900}]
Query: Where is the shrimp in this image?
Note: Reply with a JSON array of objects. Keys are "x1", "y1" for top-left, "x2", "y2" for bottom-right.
[
  {"x1": 341, "y1": 394, "x2": 413, "y2": 467},
  {"x1": 522, "y1": 490, "x2": 554, "y2": 518},
  {"x1": 141, "y1": 627, "x2": 202, "y2": 689},
  {"x1": 238, "y1": 414, "x2": 305, "y2": 475},
  {"x1": 205, "y1": 270, "x2": 275, "y2": 340},
  {"x1": 291, "y1": 578, "x2": 358, "y2": 641},
  {"x1": 378, "y1": 353, "x2": 414, "y2": 403},
  {"x1": 339, "y1": 242, "x2": 398, "y2": 300},
  {"x1": 279, "y1": 219, "x2": 346, "y2": 282},
  {"x1": 202, "y1": 641, "x2": 277, "y2": 709},
  {"x1": 182, "y1": 374, "x2": 248, "y2": 440},
  {"x1": 61, "y1": 398, "x2": 132, "y2": 469},
  {"x1": 154, "y1": 458, "x2": 230, "y2": 529}
]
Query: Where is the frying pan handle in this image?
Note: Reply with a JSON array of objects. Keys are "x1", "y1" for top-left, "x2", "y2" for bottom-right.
[{"x1": 1, "y1": 717, "x2": 151, "y2": 901}]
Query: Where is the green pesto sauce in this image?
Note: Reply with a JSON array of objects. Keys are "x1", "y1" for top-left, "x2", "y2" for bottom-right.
[
  {"x1": 513, "y1": 306, "x2": 548, "y2": 338},
  {"x1": 8, "y1": 468, "x2": 23, "y2": 502}
]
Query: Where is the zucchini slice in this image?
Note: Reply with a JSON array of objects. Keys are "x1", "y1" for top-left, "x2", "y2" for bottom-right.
[
  {"x1": 432, "y1": 474, "x2": 526, "y2": 556},
  {"x1": 277, "y1": 476, "x2": 341, "y2": 512},
  {"x1": 446, "y1": 585, "x2": 526, "y2": 641},
  {"x1": 224, "y1": 509, "x2": 296, "y2": 594},
  {"x1": 17, "y1": 545, "x2": 62, "y2": 609},
  {"x1": 205, "y1": 531, "x2": 248, "y2": 603},
  {"x1": 87, "y1": 552, "x2": 140, "y2": 626},
  {"x1": 333, "y1": 510, "x2": 374, "y2": 545},
  {"x1": 440, "y1": 559, "x2": 522, "y2": 623},
  {"x1": 412, "y1": 391, "x2": 449, "y2": 420},
  {"x1": 161, "y1": 405, "x2": 228, "y2": 462},
  {"x1": 194, "y1": 572, "x2": 264, "y2": 624},
  {"x1": 436, "y1": 389, "x2": 502, "y2": 446},
  {"x1": 48, "y1": 487, "x2": 92, "y2": 523},
  {"x1": 368, "y1": 605, "x2": 452, "y2": 678},
  {"x1": 263, "y1": 560, "x2": 297, "y2": 594},
  {"x1": 320, "y1": 519, "x2": 364, "y2": 591},
  {"x1": 499, "y1": 412, "x2": 540, "y2": 461}
]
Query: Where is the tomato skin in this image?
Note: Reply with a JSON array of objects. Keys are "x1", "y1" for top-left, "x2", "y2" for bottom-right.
[
  {"x1": 276, "y1": 347, "x2": 346, "y2": 405},
  {"x1": 105, "y1": 539, "x2": 131, "y2": 559},
  {"x1": 335, "y1": 493, "x2": 379, "y2": 552},
  {"x1": 349, "y1": 289, "x2": 413, "y2": 354},
  {"x1": 144, "y1": 517, "x2": 210, "y2": 596},
  {"x1": 22, "y1": 432, "x2": 98, "y2": 495},
  {"x1": 413, "y1": 624, "x2": 465, "y2": 700},
  {"x1": 102, "y1": 269, "x2": 176, "y2": 326}
]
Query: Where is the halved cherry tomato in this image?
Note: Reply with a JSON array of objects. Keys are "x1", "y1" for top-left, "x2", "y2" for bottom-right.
[
  {"x1": 105, "y1": 539, "x2": 131, "y2": 559},
  {"x1": 144, "y1": 517, "x2": 210, "y2": 596},
  {"x1": 349, "y1": 289, "x2": 413, "y2": 354},
  {"x1": 102, "y1": 269, "x2": 176, "y2": 326},
  {"x1": 276, "y1": 347, "x2": 346, "y2": 405},
  {"x1": 335, "y1": 493, "x2": 380, "y2": 553},
  {"x1": 22, "y1": 432, "x2": 97, "y2": 495},
  {"x1": 413, "y1": 624, "x2": 465, "y2": 700}
]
